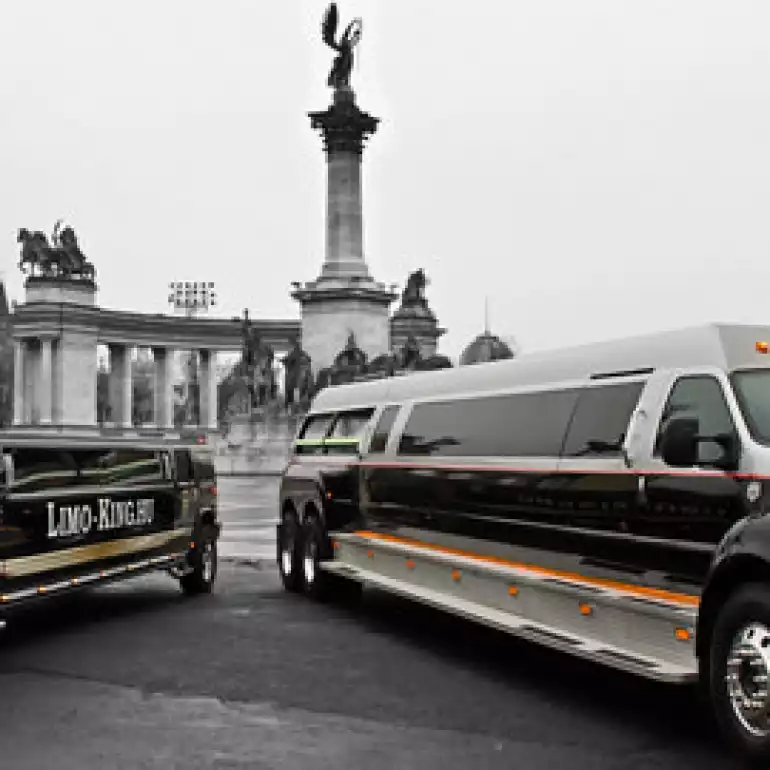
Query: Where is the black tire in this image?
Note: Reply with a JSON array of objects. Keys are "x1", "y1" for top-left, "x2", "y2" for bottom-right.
[
  {"x1": 180, "y1": 534, "x2": 217, "y2": 596},
  {"x1": 300, "y1": 517, "x2": 362, "y2": 604},
  {"x1": 708, "y1": 582, "x2": 770, "y2": 766},
  {"x1": 278, "y1": 512, "x2": 303, "y2": 593}
]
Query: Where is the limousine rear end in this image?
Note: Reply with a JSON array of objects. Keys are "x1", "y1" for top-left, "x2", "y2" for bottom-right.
[
  {"x1": 0, "y1": 432, "x2": 221, "y2": 628},
  {"x1": 277, "y1": 323, "x2": 770, "y2": 765}
]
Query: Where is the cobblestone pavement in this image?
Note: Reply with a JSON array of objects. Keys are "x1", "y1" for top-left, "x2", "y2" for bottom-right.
[
  {"x1": 217, "y1": 476, "x2": 280, "y2": 564},
  {"x1": 0, "y1": 477, "x2": 745, "y2": 769}
]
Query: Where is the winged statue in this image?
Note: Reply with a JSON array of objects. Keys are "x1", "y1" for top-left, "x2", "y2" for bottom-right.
[{"x1": 321, "y1": 3, "x2": 363, "y2": 90}]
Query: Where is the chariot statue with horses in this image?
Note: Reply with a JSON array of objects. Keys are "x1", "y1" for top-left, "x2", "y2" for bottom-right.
[{"x1": 17, "y1": 221, "x2": 96, "y2": 282}]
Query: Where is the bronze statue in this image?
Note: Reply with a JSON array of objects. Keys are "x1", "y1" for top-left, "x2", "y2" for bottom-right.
[
  {"x1": 401, "y1": 269, "x2": 428, "y2": 308},
  {"x1": 321, "y1": 3, "x2": 362, "y2": 90},
  {"x1": 17, "y1": 221, "x2": 95, "y2": 281},
  {"x1": 399, "y1": 334, "x2": 422, "y2": 370}
]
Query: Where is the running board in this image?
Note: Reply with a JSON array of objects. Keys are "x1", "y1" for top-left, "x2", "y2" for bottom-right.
[{"x1": 325, "y1": 533, "x2": 700, "y2": 684}]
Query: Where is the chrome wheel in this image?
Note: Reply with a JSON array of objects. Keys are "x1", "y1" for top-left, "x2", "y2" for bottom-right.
[
  {"x1": 201, "y1": 541, "x2": 214, "y2": 584},
  {"x1": 726, "y1": 622, "x2": 770, "y2": 738},
  {"x1": 281, "y1": 546, "x2": 294, "y2": 577},
  {"x1": 303, "y1": 538, "x2": 317, "y2": 586}
]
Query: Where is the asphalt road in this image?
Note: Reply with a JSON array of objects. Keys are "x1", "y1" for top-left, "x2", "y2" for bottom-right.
[{"x1": 0, "y1": 478, "x2": 747, "y2": 769}]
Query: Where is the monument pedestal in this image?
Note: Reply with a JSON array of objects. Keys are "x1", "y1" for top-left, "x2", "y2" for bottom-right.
[
  {"x1": 295, "y1": 86, "x2": 396, "y2": 372},
  {"x1": 14, "y1": 277, "x2": 99, "y2": 429}
]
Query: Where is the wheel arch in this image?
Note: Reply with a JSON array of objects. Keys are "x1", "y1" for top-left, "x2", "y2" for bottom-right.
[{"x1": 697, "y1": 554, "x2": 770, "y2": 661}]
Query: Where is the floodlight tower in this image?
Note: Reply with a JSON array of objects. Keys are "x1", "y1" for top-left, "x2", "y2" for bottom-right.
[{"x1": 167, "y1": 281, "x2": 217, "y2": 425}]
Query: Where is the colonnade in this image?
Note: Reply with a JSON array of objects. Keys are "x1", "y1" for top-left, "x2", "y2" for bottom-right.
[{"x1": 12, "y1": 338, "x2": 220, "y2": 430}]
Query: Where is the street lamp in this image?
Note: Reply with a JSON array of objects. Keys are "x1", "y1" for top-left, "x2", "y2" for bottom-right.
[{"x1": 167, "y1": 281, "x2": 218, "y2": 425}]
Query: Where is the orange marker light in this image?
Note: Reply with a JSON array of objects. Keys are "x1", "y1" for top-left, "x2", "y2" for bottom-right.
[
  {"x1": 508, "y1": 585, "x2": 519, "y2": 596},
  {"x1": 757, "y1": 341, "x2": 769, "y2": 354},
  {"x1": 579, "y1": 603, "x2": 593, "y2": 616},
  {"x1": 675, "y1": 627, "x2": 692, "y2": 641},
  {"x1": 406, "y1": 559, "x2": 415, "y2": 570},
  {"x1": 451, "y1": 569, "x2": 461, "y2": 582},
  {"x1": 367, "y1": 549, "x2": 374, "y2": 559}
]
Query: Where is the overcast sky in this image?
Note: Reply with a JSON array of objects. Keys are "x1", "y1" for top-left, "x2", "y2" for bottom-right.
[{"x1": 1, "y1": 0, "x2": 769, "y2": 360}]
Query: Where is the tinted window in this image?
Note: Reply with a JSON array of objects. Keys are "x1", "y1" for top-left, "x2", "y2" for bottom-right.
[
  {"x1": 655, "y1": 376, "x2": 736, "y2": 465},
  {"x1": 10, "y1": 448, "x2": 79, "y2": 493},
  {"x1": 101, "y1": 449, "x2": 163, "y2": 486},
  {"x1": 561, "y1": 381, "x2": 644, "y2": 457},
  {"x1": 175, "y1": 450, "x2": 193, "y2": 483},
  {"x1": 369, "y1": 405, "x2": 400, "y2": 453},
  {"x1": 398, "y1": 389, "x2": 580, "y2": 457}
]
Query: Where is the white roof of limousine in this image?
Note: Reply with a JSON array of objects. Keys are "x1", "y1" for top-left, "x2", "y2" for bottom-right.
[{"x1": 309, "y1": 323, "x2": 770, "y2": 412}]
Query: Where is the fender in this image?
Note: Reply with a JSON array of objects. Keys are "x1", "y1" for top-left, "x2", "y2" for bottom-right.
[{"x1": 696, "y1": 509, "x2": 770, "y2": 660}]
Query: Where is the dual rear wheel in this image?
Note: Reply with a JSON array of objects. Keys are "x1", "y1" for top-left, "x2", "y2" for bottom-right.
[{"x1": 278, "y1": 512, "x2": 361, "y2": 603}]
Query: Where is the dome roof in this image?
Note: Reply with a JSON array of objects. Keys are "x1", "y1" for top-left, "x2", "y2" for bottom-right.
[{"x1": 459, "y1": 331, "x2": 515, "y2": 366}]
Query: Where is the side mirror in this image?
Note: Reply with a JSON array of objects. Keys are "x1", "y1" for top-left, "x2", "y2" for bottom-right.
[
  {"x1": 659, "y1": 417, "x2": 700, "y2": 467},
  {"x1": 659, "y1": 416, "x2": 739, "y2": 471}
]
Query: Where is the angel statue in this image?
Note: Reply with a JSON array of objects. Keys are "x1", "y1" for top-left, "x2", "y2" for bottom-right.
[{"x1": 321, "y1": 3, "x2": 363, "y2": 90}]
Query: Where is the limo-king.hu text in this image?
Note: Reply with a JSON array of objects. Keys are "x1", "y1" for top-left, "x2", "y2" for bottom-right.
[{"x1": 46, "y1": 497, "x2": 156, "y2": 539}]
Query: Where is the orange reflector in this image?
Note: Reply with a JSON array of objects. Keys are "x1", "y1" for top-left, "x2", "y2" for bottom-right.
[
  {"x1": 508, "y1": 585, "x2": 519, "y2": 596},
  {"x1": 757, "y1": 341, "x2": 769, "y2": 354},
  {"x1": 579, "y1": 603, "x2": 593, "y2": 616},
  {"x1": 190, "y1": 542, "x2": 196, "y2": 549},
  {"x1": 451, "y1": 569, "x2": 461, "y2": 582},
  {"x1": 326, "y1": 492, "x2": 333, "y2": 499},
  {"x1": 406, "y1": 559, "x2": 415, "y2": 570},
  {"x1": 367, "y1": 549, "x2": 374, "y2": 559},
  {"x1": 71, "y1": 578, "x2": 79, "y2": 585},
  {"x1": 675, "y1": 627, "x2": 691, "y2": 641},
  {"x1": 1, "y1": 595, "x2": 9, "y2": 603},
  {"x1": 333, "y1": 540, "x2": 340, "y2": 550},
  {"x1": 38, "y1": 586, "x2": 47, "y2": 594}
]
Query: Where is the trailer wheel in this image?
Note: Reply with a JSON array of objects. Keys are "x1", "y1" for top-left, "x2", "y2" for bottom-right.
[
  {"x1": 181, "y1": 534, "x2": 218, "y2": 596},
  {"x1": 300, "y1": 517, "x2": 362, "y2": 604},
  {"x1": 709, "y1": 583, "x2": 770, "y2": 765},
  {"x1": 278, "y1": 511, "x2": 303, "y2": 593}
]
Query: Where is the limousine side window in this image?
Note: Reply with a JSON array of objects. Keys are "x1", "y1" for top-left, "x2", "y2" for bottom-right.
[
  {"x1": 369, "y1": 405, "x2": 400, "y2": 454},
  {"x1": 100, "y1": 449, "x2": 164, "y2": 487},
  {"x1": 398, "y1": 389, "x2": 581, "y2": 457},
  {"x1": 10, "y1": 448, "x2": 79, "y2": 493},
  {"x1": 654, "y1": 375, "x2": 737, "y2": 465},
  {"x1": 175, "y1": 450, "x2": 193, "y2": 484},
  {"x1": 561, "y1": 381, "x2": 645, "y2": 458}
]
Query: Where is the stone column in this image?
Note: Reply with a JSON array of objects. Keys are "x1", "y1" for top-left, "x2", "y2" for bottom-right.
[
  {"x1": 309, "y1": 87, "x2": 380, "y2": 280},
  {"x1": 198, "y1": 349, "x2": 218, "y2": 430},
  {"x1": 13, "y1": 339, "x2": 25, "y2": 426},
  {"x1": 108, "y1": 344, "x2": 133, "y2": 429},
  {"x1": 152, "y1": 347, "x2": 174, "y2": 430},
  {"x1": 38, "y1": 336, "x2": 53, "y2": 425}
]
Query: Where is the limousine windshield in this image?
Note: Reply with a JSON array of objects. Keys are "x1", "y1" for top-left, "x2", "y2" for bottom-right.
[{"x1": 731, "y1": 368, "x2": 770, "y2": 446}]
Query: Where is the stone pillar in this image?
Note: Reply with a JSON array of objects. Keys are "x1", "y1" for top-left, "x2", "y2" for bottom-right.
[
  {"x1": 108, "y1": 344, "x2": 133, "y2": 429},
  {"x1": 198, "y1": 349, "x2": 218, "y2": 430},
  {"x1": 13, "y1": 339, "x2": 25, "y2": 426},
  {"x1": 309, "y1": 87, "x2": 379, "y2": 280},
  {"x1": 38, "y1": 336, "x2": 53, "y2": 425},
  {"x1": 152, "y1": 347, "x2": 174, "y2": 430}
]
